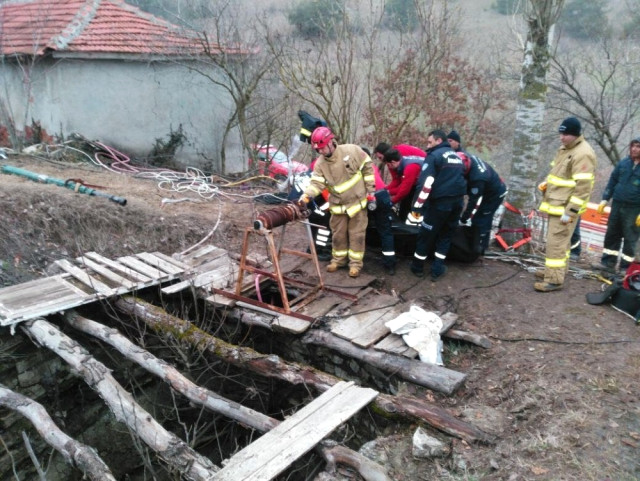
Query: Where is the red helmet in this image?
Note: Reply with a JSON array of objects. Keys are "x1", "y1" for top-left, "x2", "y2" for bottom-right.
[{"x1": 311, "y1": 126, "x2": 335, "y2": 149}]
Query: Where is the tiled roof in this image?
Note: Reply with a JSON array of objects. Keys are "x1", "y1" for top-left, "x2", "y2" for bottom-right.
[{"x1": 0, "y1": 0, "x2": 218, "y2": 57}]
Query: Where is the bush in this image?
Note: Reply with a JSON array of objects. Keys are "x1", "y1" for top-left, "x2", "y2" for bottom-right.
[
  {"x1": 384, "y1": 0, "x2": 418, "y2": 31},
  {"x1": 558, "y1": 0, "x2": 610, "y2": 40},
  {"x1": 492, "y1": 0, "x2": 523, "y2": 15},
  {"x1": 287, "y1": 0, "x2": 345, "y2": 39}
]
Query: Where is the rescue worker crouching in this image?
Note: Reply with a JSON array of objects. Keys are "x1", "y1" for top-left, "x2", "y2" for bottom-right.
[{"x1": 298, "y1": 126, "x2": 376, "y2": 278}]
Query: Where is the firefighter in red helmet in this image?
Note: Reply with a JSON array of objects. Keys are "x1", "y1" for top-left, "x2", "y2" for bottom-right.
[{"x1": 299, "y1": 126, "x2": 375, "y2": 277}]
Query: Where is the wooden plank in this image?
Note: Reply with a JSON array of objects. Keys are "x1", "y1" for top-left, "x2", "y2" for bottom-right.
[
  {"x1": 0, "y1": 275, "x2": 86, "y2": 315},
  {"x1": 0, "y1": 277, "x2": 95, "y2": 326},
  {"x1": 84, "y1": 252, "x2": 152, "y2": 282},
  {"x1": 150, "y1": 251, "x2": 191, "y2": 270},
  {"x1": 351, "y1": 305, "x2": 406, "y2": 349},
  {"x1": 330, "y1": 294, "x2": 400, "y2": 342},
  {"x1": 271, "y1": 314, "x2": 311, "y2": 334},
  {"x1": 212, "y1": 381, "x2": 378, "y2": 481},
  {"x1": 136, "y1": 252, "x2": 185, "y2": 275},
  {"x1": 76, "y1": 256, "x2": 138, "y2": 289},
  {"x1": 117, "y1": 256, "x2": 166, "y2": 279},
  {"x1": 374, "y1": 334, "x2": 418, "y2": 358},
  {"x1": 294, "y1": 293, "x2": 343, "y2": 318},
  {"x1": 55, "y1": 259, "x2": 115, "y2": 296},
  {"x1": 205, "y1": 292, "x2": 236, "y2": 308},
  {"x1": 160, "y1": 260, "x2": 236, "y2": 295}
]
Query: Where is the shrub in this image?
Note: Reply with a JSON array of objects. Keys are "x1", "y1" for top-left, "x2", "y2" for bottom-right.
[{"x1": 287, "y1": 0, "x2": 345, "y2": 39}]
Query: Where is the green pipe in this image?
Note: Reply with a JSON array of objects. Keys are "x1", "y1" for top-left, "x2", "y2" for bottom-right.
[{"x1": 1, "y1": 165, "x2": 127, "y2": 206}]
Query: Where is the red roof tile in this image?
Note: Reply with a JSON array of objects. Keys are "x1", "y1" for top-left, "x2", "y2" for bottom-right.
[{"x1": 0, "y1": 0, "x2": 218, "y2": 57}]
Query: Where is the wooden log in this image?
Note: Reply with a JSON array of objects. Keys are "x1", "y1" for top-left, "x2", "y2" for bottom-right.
[
  {"x1": 303, "y1": 330, "x2": 466, "y2": 395},
  {"x1": 64, "y1": 311, "x2": 278, "y2": 432},
  {"x1": 444, "y1": 329, "x2": 492, "y2": 349},
  {"x1": 22, "y1": 318, "x2": 220, "y2": 480},
  {"x1": 320, "y1": 443, "x2": 391, "y2": 481},
  {"x1": 0, "y1": 384, "x2": 116, "y2": 481},
  {"x1": 113, "y1": 296, "x2": 493, "y2": 444}
]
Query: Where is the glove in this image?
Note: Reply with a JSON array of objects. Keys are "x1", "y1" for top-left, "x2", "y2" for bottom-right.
[
  {"x1": 636, "y1": 214, "x2": 640, "y2": 227},
  {"x1": 560, "y1": 214, "x2": 572, "y2": 225},
  {"x1": 406, "y1": 211, "x2": 423, "y2": 226},
  {"x1": 538, "y1": 181, "x2": 547, "y2": 192},
  {"x1": 391, "y1": 203, "x2": 400, "y2": 216},
  {"x1": 298, "y1": 193, "x2": 310, "y2": 205},
  {"x1": 366, "y1": 193, "x2": 377, "y2": 211},
  {"x1": 459, "y1": 217, "x2": 472, "y2": 227},
  {"x1": 596, "y1": 200, "x2": 607, "y2": 214}
]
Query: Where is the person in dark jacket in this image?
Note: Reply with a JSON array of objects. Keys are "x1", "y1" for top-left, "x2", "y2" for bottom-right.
[
  {"x1": 408, "y1": 130, "x2": 467, "y2": 281},
  {"x1": 447, "y1": 130, "x2": 507, "y2": 256},
  {"x1": 593, "y1": 137, "x2": 640, "y2": 272}
]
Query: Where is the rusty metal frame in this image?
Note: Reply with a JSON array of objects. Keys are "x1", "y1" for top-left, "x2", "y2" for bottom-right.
[{"x1": 213, "y1": 222, "x2": 356, "y2": 321}]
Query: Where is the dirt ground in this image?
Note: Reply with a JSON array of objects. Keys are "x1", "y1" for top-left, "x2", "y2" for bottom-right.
[{"x1": 1, "y1": 154, "x2": 638, "y2": 481}]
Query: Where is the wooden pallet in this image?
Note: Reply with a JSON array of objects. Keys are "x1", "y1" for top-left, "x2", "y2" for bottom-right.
[{"x1": 0, "y1": 251, "x2": 186, "y2": 327}]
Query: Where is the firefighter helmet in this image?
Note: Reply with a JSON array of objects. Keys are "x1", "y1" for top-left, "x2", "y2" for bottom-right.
[{"x1": 311, "y1": 126, "x2": 335, "y2": 149}]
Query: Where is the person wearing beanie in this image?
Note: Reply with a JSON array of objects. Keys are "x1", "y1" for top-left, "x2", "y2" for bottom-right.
[
  {"x1": 447, "y1": 130, "x2": 461, "y2": 150},
  {"x1": 592, "y1": 136, "x2": 640, "y2": 273},
  {"x1": 536, "y1": 117, "x2": 596, "y2": 292}
]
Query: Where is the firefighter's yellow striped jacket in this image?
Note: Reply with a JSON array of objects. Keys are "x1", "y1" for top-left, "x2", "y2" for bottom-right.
[
  {"x1": 539, "y1": 135, "x2": 596, "y2": 218},
  {"x1": 305, "y1": 144, "x2": 375, "y2": 217}
]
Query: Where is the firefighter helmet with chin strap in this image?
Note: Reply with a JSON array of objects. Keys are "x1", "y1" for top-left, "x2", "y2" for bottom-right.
[{"x1": 311, "y1": 126, "x2": 335, "y2": 149}]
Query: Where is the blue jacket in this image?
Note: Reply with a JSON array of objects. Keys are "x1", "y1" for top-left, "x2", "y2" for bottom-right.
[
  {"x1": 602, "y1": 156, "x2": 640, "y2": 205},
  {"x1": 412, "y1": 141, "x2": 466, "y2": 211}
]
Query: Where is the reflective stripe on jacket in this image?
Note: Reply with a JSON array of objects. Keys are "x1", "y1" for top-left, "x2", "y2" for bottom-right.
[
  {"x1": 539, "y1": 135, "x2": 596, "y2": 217},
  {"x1": 305, "y1": 144, "x2": 375, "y2": 217}
]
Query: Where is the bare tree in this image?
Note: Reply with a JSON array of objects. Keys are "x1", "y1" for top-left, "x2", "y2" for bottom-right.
[
  {"x1": 549, "y1": 36, "x2": 640, "y2": 165},
  {"x1": 177, "y1": 1, "x2": 282, "y2": 173},
  {"x1": 506, "y1": 0, "x2": 565, "y2": 216}
]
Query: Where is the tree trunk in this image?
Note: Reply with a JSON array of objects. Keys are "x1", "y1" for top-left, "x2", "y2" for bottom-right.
[
  {"x1": 64, "y1": 310, "x2": 279, "y2": 432},
  {"x1": 22, "y1": 318, "x2": 220, "y2": 480},
  {"x1": 114, "y1": 296, "x2": 493, "y2": 444},
  {"x1": 0, "y1": 384, "x2": 117, "y2": 481},
  {"x1": 506, "y1": 0, "x2": 565, "y2": 220}
]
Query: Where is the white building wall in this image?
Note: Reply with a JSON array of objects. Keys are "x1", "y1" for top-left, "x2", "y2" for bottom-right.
[{"x1": 0, "y1": 57, "x2": 246, "y2": 173}]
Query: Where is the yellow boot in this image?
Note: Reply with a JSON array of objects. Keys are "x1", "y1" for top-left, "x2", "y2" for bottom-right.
[{"x1": 349, "y1": 267, "x2": 360, "y2": 278}]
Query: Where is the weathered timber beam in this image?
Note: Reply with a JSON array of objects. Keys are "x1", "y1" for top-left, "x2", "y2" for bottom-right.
[
  {"x1": 444, "y1": 329, "x2": 492, "y2": 349},
  {"x1": 21, "y1": 318, "x2": 220, "y2": 481},
  {"x1": 64, "y1": 311, "x2": 279, "y2": 432},
  {"x1": 0, "y1": 384, "x2": 116, "y2": 481},
  {"x1": 114, "y1": 296, "x2": 493, "y2": 444},
  {"x1": 303, "y1": 330, "x2": 466, "y2": 395}
]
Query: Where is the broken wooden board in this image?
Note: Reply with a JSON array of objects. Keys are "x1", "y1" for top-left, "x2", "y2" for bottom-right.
[
  {"x1": 211, "y1": 381, "x2": 378, "y2": 481},
  {"x1": 330, "y1": 293, "x2": 402, "y2": 348},
  {"x1": 0, "y1": 275, "x2": 95, "y2": 326}
]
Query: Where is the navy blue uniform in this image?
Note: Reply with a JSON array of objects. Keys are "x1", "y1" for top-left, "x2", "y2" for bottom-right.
[
  {"x1": 461, "y1": 155, "x2": 507, "y2": 254},
  {"x1": 410, "y1": 141, "x2": 467, "y2": 279},
  {"x1": 601, "y1": 155, "x2": 640, "y2": 269}
]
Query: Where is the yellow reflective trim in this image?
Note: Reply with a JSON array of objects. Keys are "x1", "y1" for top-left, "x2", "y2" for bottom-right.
[
  {"x1": 539, "y1": 202, "x2": 565, "y2": 215},
  {"x1": 332, "y1": 249, "x2": 348, "y2": 257},
  {"x1": 300, "y1": 127, "x2": 312, "y2": 136},
  {"x1": 545, "y1": 258, "x2": 566, "y2": 268},
  {"x1": 363, "y1": 174, "x2": 375, "y2": 182},
  {"x1": 573, "y1": 172, "x2": 594, "y2": 180},
  {"x1": 569, "y1": 196, "x2": 587, "y2": 206},
  {"x1": 333, "y1": 170, "x2": 363, "y2": 194},
  {"x1": 349, "y1": 249, "x2": 364, "y2": 261},
  {"x1": 547, "y1": 175, "x2": 575, "y2": 187},
  {"x1": 345, "y1": 199, "x2": 367, "y2": 216}
]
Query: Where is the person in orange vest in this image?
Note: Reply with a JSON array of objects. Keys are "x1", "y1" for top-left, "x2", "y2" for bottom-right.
[
  {"x1": 299, "y1": 127, "x2": 375, "y2": 278},
  {"x1": 536, "y1": 117, "x2": 596, "y2": 292}
]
